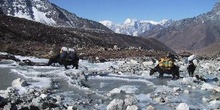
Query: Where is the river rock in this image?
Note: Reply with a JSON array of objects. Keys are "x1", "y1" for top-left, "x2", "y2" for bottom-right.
[
  {"x1": 0, "y1": 96, "x2": 8, "y2": 108},
  {"x1": 176, "y1": 103, "x2": 189, "y2": 110},
  {"x1": 107, "y1": 88, "x2": 126, "y2": 97},
  {"x1": 214, "y1": 87, "x2": 220, "y2": 92},
  {"x1": 67, "y1": 106, "x2": 77, "y2": 110},
  {"x1": 173, "y1": 87, "x2": 181, "y2": 92},
  {"x1": 107, "y1": 99, "x2": 124, "y2": 110},
  {"x1": 40, "y1": 93, "x2": 48, "y2": 100},
  {"x1": 146, "y1": 105, "x2": 156, "y2": 110},
  {"x1": 183, "y1": 90, "x2": 190, "y2": 94},
  {"x1": 154, "y1": 97, "x2": 165, "y2": 103},
  {"x1": 124, "y1": 96, "x2": 138, "y2": 106},
  {"x1": 126, "y1": 105, "x2": 138, "y2": 110},
  {"x1": 202, "y1": 97, "x2": 210, "y2": 103},
  {"x1": 11, "y1": 78, "x2": 28, "y2": 88}
]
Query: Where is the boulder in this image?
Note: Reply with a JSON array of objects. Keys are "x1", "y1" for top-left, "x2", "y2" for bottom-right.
[
  {"x1": 0, "y1": 96, "x2": 8, "y2": 108},
  {"x1": 124, "y1": 96, "x2": 138, "y2": 106},
  {"x1": 176, "y1": 103, "x2": 189, "y2": 110},
  {"x1": 183, "y1": 90, "x2": 190, "y2": 94},
  {"x1": 67, "y1": 106, "x2": 77, "y2": 110},
  {"x1": 107, "y1": 99, "x2": 124, "y2": 110},
  {"x1": 126, "y1": 105, "x2": 138, "y2": 110},
  {"x1": 146, "y1": 105, "x2": 156, "y2": 110},
  {"x1": 11, "y1": 78, "x2": 28, "y2": 88},
  {"x1": 214, "y1": 87, "x2": 220, "y2": 92}
]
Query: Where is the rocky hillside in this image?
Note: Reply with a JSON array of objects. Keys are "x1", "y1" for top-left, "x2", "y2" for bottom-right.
[
  {"x1": 0, "y1": 0, "x2": 112, "y2": 32},
  {"x1": 141, "y1": 2, "x2": 220, "y2": 56},
  {"x1": 0, "y1": 15, "x2": 174, "y2": 59}
]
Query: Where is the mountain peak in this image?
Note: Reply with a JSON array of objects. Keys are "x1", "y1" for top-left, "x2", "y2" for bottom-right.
[
  {"x1": 100, "y1": 18, "x2": 172, "y2": 36},
  {"x1": 124, "y1": 18, "x2": 137, "y2": 25},
  {"x1": 213, "y1": 2, "x2": 220, "y2": 10},
  {"x1": 0, "y1": 0, "x2": 112, "y2": 32},
  {"x1": 211, "y1": 2, "x2": 220, "y2": 14},
  {"x1": 99, "y1": 20, "x2": 114, "y2": 26}
]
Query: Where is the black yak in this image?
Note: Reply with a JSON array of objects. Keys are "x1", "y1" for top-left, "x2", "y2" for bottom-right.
[
  {"x1": 150, "y1": 64, "x2": 180, "y2": 79},
  {"x1": 47, "y1": 47, "x2": 79, "y2": 69},
  {"x1": 149, "y1": 57, "x2": 179, "y2": 79},
  {"x1": 187, "y1": 60, "x2": 196, "y2": 77}
]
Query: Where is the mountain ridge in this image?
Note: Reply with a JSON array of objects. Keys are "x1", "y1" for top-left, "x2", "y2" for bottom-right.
[
  {"x1": 0, "y1": 14, "x2": 174, "y2": 59},
  {"x1": 100, "y1": 18, "x2": 173, "y2": 36},
  {"x1": 0, "y1": 0, "x2": 112, "y2": 32},
  {"x1": 2, "y1": 0, "x2": 219, "y2": 56},
  {"x1": 101, "y1": 2, "x2": 220, "y2": 56},
  {"x1": 140, "y1": 2, "x2": 220, "y2": 56}
]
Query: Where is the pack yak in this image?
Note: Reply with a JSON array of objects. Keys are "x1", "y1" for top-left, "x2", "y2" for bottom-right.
[
  {"x1": 47, "y1": 47, "x2": 79, "y2": 69},
  {"x1": 149, "y1": 58, "x2": 180, "y2": 79}
]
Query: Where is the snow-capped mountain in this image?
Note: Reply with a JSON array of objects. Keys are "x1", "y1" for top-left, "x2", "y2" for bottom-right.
[
  {"x1": 0, "y1": 0, "x2": 112, "y2": 32},
  {"x1": 100, "y1": 18, "x2": 173, "y2": 36},
  {"x1": 141, "y1": 2, "x2": 220, "y2": 56}
]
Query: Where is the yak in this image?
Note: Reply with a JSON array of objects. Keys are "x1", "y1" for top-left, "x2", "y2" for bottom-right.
[
  {"x1": 149, "y1": 64, "x2": 180, "y2": 79},
  {"x1": 47, "y1": 47, "x2": 79, "y2": 69},
  {"x1": 187, "y1": 60, "x2": 196, "y2": 77}
]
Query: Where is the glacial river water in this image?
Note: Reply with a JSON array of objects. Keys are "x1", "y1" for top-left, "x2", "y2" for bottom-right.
[{"x1": 1, "y1": 59, "x2": 220, "y2": 109}]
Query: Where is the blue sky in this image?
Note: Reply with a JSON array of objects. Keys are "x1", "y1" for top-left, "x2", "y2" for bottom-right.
[{"x1": 49, "y1": 0, "x2": 219, "y2": 23}]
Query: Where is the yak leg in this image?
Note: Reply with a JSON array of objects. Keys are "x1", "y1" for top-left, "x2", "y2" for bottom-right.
[
  {"x1": 47, "y1": 59, "x2": 52, "y2": 66},
  {"x1": 157, "y1": 68, "x2": 164, "y2": 79},
  {"x1": 71, "y1": 60, "x2": 79, "y2": 69},
  {"x1": 64, "y1": 64, "x2": 68, "y2": 69},
  {"x1": 176, "y1": 71, "x2": 180, "y2": 79},
  {"x1": 189, "y1": 71, "x2": 193, "y2": 77},
  {"x1": 171, "y1": 73, "x2": 176, "y2": 80},
  {"x1": 74, "y1": 63, "x2": 78, "y2": 69},
  {"x1": 188, "y1": 69, "x2": 194, "y2": 77},
  {"x1": 159, "y1": 73, "x2": 164, "y2": 79},
  {"x1": 63, "y1": 61, "x2": 69, "y2": 69},
  {"x1": 175, "y1": 67, "x2": 180, "y2": 79},
  {"x1": 72, "y1": 63, "x2": 78, "y2": 69},
  {"x1": 75, "y1": 65, "x2": 78, "y2": 69},
  {"x1": 172, "y1": 66, "x2": 180, "y2": 79},
  {"x1": 171, "y1": 72, "x2": 179, "y2": 80}
]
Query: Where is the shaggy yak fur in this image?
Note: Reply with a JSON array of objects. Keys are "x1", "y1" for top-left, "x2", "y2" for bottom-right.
[
  {"x1": 187, "y1": 61, "x2": 196, "y2": 77},
  {"x1": 47, "y1": 51, "x2": 79, "y2": 69},
  {"x1": 150, "y1": 64, "x2": 180, "y2": 79}
]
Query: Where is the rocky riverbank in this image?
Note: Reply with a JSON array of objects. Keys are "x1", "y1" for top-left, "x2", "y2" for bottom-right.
[{"x1": 0, "y1": 52, "x2": 220, "y2": 110}]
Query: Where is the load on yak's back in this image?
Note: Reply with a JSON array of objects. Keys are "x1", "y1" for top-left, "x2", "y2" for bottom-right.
[
  {"x1": 47, "y1": 46, "x2": 79, "y2": 69},
  {"x1": 60, "y1": 47, "x2": 76, "y2": 61},
  {"x1": 187, "y1": 54, "x2": 199, "y2": 66},
  {"x1": 158, "y1": 58, "x2": 174, "y2": 70}
]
